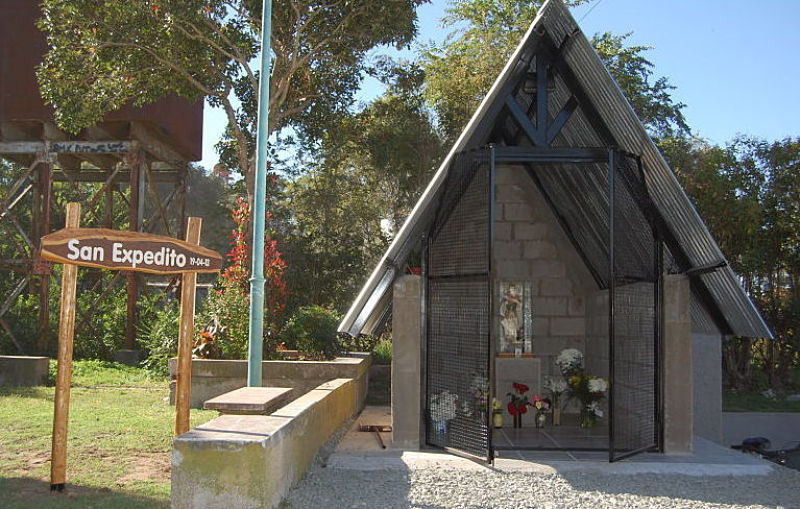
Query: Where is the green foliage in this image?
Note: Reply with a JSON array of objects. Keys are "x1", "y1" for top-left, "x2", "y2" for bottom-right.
[
  {"x1": 723, "y1": 391, "x2": 800, "y2": 413},
  {"x1": 335, "y1": 59, "x2": 445, "y2": 233},
  {"x1": 281, "y1": 306, "x2": 342, "y2": 360},
  {"x1": 137, "y1": 297, "x2": 180, "y2": 377},
  {"x1": 372, "y1": 337, "x2": 393, "y2": 365},
  {"x1": 184, "y1": 165, "x2": 236, "y2": 256},
  {"x1": 667, "y1": 136, "x2": 800, "y2": 391},
  {"x1": 420, "y1": 0, "x2": 685, "y2": 143},
  {"x1": 73, "y1": 286, "x2": 129, "y2": 359},
  {"x1": 591, "y1": 32, "x2": 688, "y2": 138},
  {"x1": 196, "y1": 281, "x2": 251, "y2": 360},
  {"x1": 38, "y1": 0, "x2": 427, "y2": 180},
  {"x1": 339, "y1": 333, "x2": 382, "y2": 353},
  {"x1": 282, "y1": 166, "x2": 390, "y2": 314},
  {"x1": 0, "y1": 294, "x2": 43, "y2": 355},
  {"x1": 281, "y1": 61, "x2": 442, "y2": 316},
  {"x1": 67, "y1": 359, "x2": 162, "y2": 386},
  {"x1": 421, "y1": 0, "x2": 546, "y2": 141}
]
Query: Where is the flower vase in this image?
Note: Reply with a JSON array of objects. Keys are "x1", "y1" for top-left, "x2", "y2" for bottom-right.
[
  {"x1": 513, "y1": 413, "x2": 522, "y2": 429},
  {"x1": 579, "y1": 408, "x2": 597, "y2": 428},
  {"x1": 434, "y1": 419, "x2": 448, "y2": 434},
  {"x1": 552, "y1": 408, "x2": 561, "y2": 426},
  {"x1": 492, "y1": 412, "x2": 504, "y2": 428},
  {"x1": 535, "y1": 411, "x2": 546, "y2": 429}
]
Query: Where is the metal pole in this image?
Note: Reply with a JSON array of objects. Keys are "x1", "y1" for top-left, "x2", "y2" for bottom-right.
[
  {"x1": 247, "y1": 0, "x2": 273, "y2": 387},
  {"x1": 487, "y1": 146, "x2": 496, "y2": 463},
  {"x1": 607, "y1": 149, "x2": 616, "y2": 462}
]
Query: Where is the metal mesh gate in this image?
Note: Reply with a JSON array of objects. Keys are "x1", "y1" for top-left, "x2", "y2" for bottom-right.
[
  {"x1": 425, "y1": 151, "x2": 493, "y2": 461},
  {"x1": 609, "y1": 153, "x2": 661, "y2": 461}
]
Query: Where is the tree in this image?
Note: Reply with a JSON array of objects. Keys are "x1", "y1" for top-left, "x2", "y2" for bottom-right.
[
  {"x1": 592, "y1": 32, "x2": 688, "y2": 138},
  {"x1": 37, "y1": 0, "x2": 428, "y2": 190},
  {"x1": 278, "y1": 60, "x2": 443, "y2": 314},
  {"x1": 421, "y1": 0, "x2": 687, "y2": 143},
  {"x1": 669, "y1": 136, "x2": 800, "y2": 390},
  {"x1": 281, "y1": 164, "x2": 389, "y2": 314},
  {"x1": 325, "y1": 60, "x2": 445, "y2": 233}
]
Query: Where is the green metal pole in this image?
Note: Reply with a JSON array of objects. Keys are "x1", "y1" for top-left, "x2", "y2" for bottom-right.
[{"x1": 247, "y1": 0, "x2": 273, "y2": 387}]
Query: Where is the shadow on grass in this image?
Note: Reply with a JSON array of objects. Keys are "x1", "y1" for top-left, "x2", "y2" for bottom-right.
[
  {"x1": 0, "y1": 477, "x2": 168, "y2": 509},
  {"x1": 0, "y1": 386, "x2": 53, "y2": 399}
]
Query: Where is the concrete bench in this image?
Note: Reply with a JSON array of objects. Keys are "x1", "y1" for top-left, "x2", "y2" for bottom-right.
[
  {"x1": 0, "y1": 356, "x2": 49, "y2": 386},
  {"x1": 173, "y1": 378, "x2": 360, "y2": 509},
  {"x1": 203, "y1": 387, "x2": 293, "y2": 415}
]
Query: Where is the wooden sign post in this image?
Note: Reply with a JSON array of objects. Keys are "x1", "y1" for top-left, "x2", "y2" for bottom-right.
[
  {"x1": 49, "y1": 203, "x2": 81, "y2": 492},
  {"x1": 41, "y1": 204, "x2": 221, "y2": 492},
  {"x1": 174, "y1": 217, "x2": 201, "y2": 435}
]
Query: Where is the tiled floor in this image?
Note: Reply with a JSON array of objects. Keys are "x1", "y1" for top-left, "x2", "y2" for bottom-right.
[
  {"x1": 336, "y1": 407, "x2": 767, "y2": 470},
  {"x1": 495, "y1": 437, "x2": 767, "y2": 465},
  {"x1": 493, "y1": 425, "x2": 609, "y2": 450}
]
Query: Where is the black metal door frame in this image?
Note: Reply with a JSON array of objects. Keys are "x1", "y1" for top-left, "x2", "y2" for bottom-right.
[
  {"x1": 608, "y1": 149, "x2": 663, "y2": 462},
  {"x1": 422, "y1": 147, "x2": 663, "y2": 462},
  {"x1": 423, "y1": 149, "x2": 495, "y2": 463}
]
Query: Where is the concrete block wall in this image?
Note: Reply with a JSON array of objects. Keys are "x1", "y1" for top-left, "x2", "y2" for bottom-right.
[
  {"x1": 584, "y1": 290, "x2": 609, "y2": 379},
  {"x1": 493, "y1": 165, "x2": 598, "y2": 380}
]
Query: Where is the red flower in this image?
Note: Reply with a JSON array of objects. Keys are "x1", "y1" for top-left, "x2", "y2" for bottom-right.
[
  {"x1": 508, "y1": 402, "x2": 518, "y2": 415},
  {"x1": 512, "y1": 382, "x2": 530, "y2": 394}
]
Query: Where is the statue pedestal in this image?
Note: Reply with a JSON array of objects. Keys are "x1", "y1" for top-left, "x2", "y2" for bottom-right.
[{"x1": 495, "y1": 356, "x2": 541, "y2": 427}]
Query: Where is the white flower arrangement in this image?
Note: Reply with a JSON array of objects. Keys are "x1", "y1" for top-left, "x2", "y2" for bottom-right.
[
  {"x1": 588, "y1": 377, "x2": 608, "y2": 394},
  {"x1": 587, "y1": 401, "x2": 604, "y2": 418},
  {"x1": 469, "y1": 373, "x2": 489, "y2": 398},
  {"x1": 543, "y1": 376, "x2": 568, "y2": 394},
  {"x1": 430, "y1": 390, "x2": 458, "y2": 421},
  {"x1": 555, "y1": 348, "x2": 584, "y2": 374}
]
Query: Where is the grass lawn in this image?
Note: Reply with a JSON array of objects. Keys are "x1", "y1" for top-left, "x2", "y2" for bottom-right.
[
  {"x1": 0, "y1": 360, "x2": 217, "y2": 508},
  {"x1": 723, "y1": 391, "x2": 800, "y2": 412}
]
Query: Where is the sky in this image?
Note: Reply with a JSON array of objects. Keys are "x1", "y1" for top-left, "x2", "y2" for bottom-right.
[{"x1": 199, "y1": 0, "x2": 800, "y2": 170}]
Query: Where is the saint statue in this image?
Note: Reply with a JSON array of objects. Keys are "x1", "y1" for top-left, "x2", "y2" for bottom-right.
[{"x1": 499, "y1": 284, "x2": 522, "y2": 352}]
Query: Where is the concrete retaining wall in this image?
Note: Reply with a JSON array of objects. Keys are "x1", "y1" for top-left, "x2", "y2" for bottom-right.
[
  {"x1": 693, "y1": 333, "x2": 723, "y2": 443},
  {"x1": 172, "y1": 377, "x2": 360, "y2": 509},
  {"x1": 722, "y1": 412, "x2": 800, "y2": 449},
  {"x1": 0, "y1": 355, "x2": 49, "y2": 386},
  {"x1": 168, "y1": 354, "x2": 370, "y2": 408}
]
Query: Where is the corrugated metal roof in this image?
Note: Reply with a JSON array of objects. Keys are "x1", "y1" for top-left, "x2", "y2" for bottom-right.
[{"x1": 339, "y1": 0, "x2": 772, "y2": 339}]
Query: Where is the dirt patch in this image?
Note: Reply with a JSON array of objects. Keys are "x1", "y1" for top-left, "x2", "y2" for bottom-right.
[
  {"x1": 116, "y1": 452, "x2": 170, "y2": 485},
  {"x1": 0, "y1": 448, "x2": 50, "y2": 475}
]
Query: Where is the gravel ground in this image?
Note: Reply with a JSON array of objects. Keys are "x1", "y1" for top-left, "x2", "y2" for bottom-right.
[{"x1": 284, "y1": 462, "x2": 800, "y2": 509}]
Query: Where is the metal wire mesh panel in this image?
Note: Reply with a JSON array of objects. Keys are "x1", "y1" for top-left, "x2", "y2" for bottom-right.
[
  {"x1": 610, "y1": 154, "x2": 660, "y2": 461},
  {"x1": 426, "y1": 152, "x2": 492, "y2": 460},
  {"x1": 426, "y1": 278, "x2": 490, "y2": 457}
]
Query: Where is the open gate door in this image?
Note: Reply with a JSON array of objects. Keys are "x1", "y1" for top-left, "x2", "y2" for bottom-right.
[
  {"x1": 424, "y1": 151, "x2": 494, "y2": 463},
  {"x1": 609, "y1": 152, "x2": 662, "y2": 461}
]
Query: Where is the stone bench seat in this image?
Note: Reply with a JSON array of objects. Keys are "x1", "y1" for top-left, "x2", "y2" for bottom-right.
[{"x1": 203, "y1": 387, "x2": 293, "y2": 415}]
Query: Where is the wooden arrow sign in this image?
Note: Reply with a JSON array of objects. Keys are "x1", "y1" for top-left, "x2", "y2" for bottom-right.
[{"x1": 40, "y1": 228, "x2": 222, "y2": 274}]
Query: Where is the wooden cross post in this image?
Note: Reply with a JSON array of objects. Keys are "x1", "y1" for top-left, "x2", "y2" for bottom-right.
[
  {"x1": 174, "y1": 217, "x2": 202, "y2": 435},
  {"x1": 50, "y1": 202, "x2": 81, "y2": 491}
]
